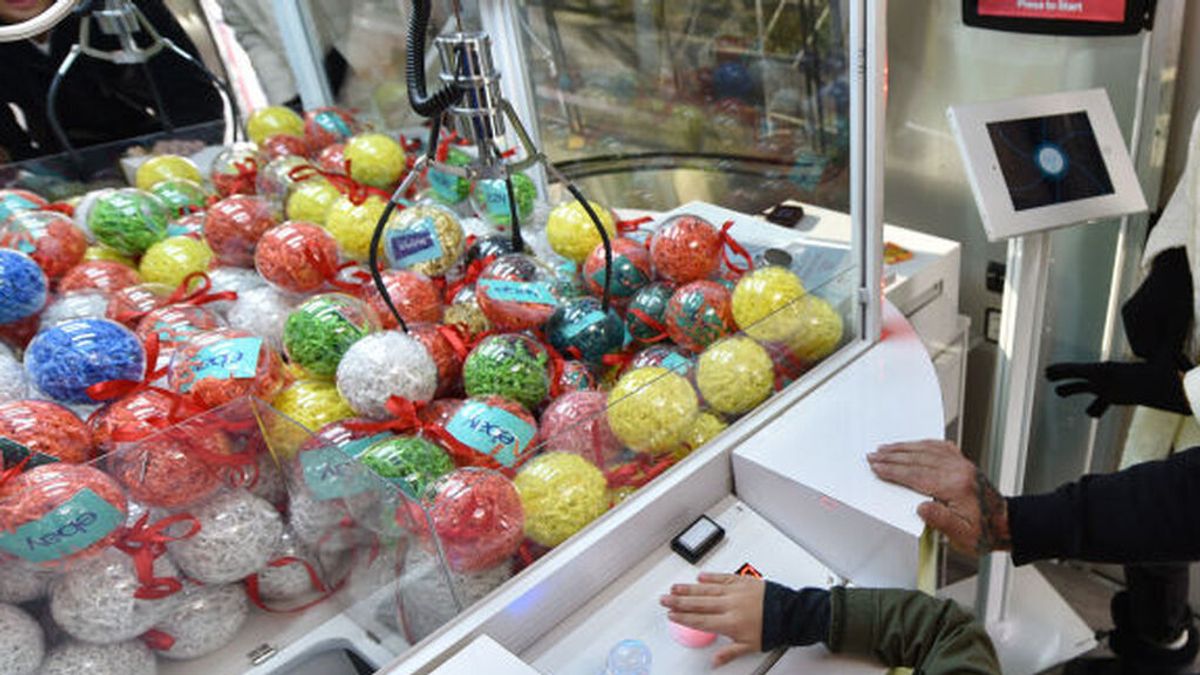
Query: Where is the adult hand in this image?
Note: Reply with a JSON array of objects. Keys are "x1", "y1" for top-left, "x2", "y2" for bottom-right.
[
  {"x1": 867, "y1": 440, "x2": 1010, "y2": 556},
  {"x1": 1045, "y1": 359, "x2": 1189, "y2": 418},
  {"x1": 660, "y1": 573, "x2": 764, "y2": 667}
]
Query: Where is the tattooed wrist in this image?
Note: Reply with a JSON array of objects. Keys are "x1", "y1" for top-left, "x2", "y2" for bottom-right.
[{"x1": 974, "y1": 469, "x2": 1012, "y2": 554}]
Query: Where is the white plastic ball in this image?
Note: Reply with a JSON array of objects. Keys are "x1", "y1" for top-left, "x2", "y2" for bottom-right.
[
  {"x1": 247, "y1": 451, "x2": 288, "y2": 506},
  {"x1": 168, "y1": 490, "x2": 283, "y2": 584},
  {"x1": 39, "y1": 291, "x2": 110, "y2": 329},
  {"x1": 0, "y1": 354, "x2": 31, "y2": 402},
  {"x1": 226, "y1": 285, "x2": 299, "y2": 350},
  {"x1": 336, "y1": 331, "x2": 438, "y2": 419},
  {"x1": 150, "y1": 583, "x2": 249, "y2": 660},
  {"x1": 0, "y1": 603, "x2": 43, "y2": 675},
  {"x1": 398, "y1": 545, "x2": 511, "y2": 644},
  {"x1": 50, "y1": 547, "x2": 181, "y2": 643},
  {"x1": 39, "y1": 640, "x2": 156, "y2": 675},
  {"x1": 207, "y1": 265, "x2": 269, "y2": 317},
  {"x1": 288, "y1": 486, "x2": 369, "y2": 554},
  {"x1": 253, "y1": 528, "x2": 323, "y2": 602},
  {"x1": 0, "y1": 556, "x2": 56, "y2": 603}
]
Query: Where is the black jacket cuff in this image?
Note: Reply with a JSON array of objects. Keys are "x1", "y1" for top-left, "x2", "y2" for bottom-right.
[{"x1": 761, "y1": 582, "x2": 831, "y2": 651}]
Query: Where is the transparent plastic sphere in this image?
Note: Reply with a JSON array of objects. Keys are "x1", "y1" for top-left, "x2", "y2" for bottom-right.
[
  {"x1": 336, "y1": 331, "x2": 438, "y2": 419},
  {"x1": 649, "y1": 214, "x2": 722, "y2": 283},
  {"x1": 423, "y1": 467, "x2": 524, "y2": 572},
  {"x1": 476, "y1": 254, "x2": 566, "y2": 331},
  {"x1": 49, "y1": 547, "x2": 181, "y2": 643},
  {"x1": 0, "y1": 556, "x2": 56, "y2": 603},
  {"x1": 539, "y1": 390, "x2": 623, "y2": 466},
  {"x1": 25, "y1": 318, "x2": 145, "y2": 404},
  {"x1": 210, "y1": 143, "x2": 262, "y2": 198},
  {"x1": 138, "y1": 235, "x2": 213, "y2": 288},
  {"x1": 344, "y1": 132, "x2": 406, "y2": 189},
  {"x1": 256, "y1": 155, "x2": 310, "y2": 216},
  {"x1": 252, "y1": 529, "x2": 323, "y2": 602},
  {"x1": 255, "y1": 221, "x2": 340, "y2": 293},
  {"x1": 205, "y1": 194, "x2": 278, "y2": 268},
  {"x1": 39, "y1": 290, "x2": 109, "y2": 330},
  {"x1": 135, "y1": 303, "x2": 224, "y2": 357},
  {"x1": 625, "y1": 282, "x2": 674, "y2": 345},
  {"x1": 325, "y1": 193, "x2": 393, "y2": 261},
  {"x1": 105, "y1": 282, "x2": 171, "y2": 326},
  {"x1": 40, "y1": 640, "x2": 156, "y2": 675},
  {"x1": 0, "y1": 249, "x2": 48, "y2": 324},
  {"x1": 168, "y1": 327, "x2": 287, "y2": 408},
  {"x1": 583, "y1": 236, "x2": 652, "y2": 304},
  {"x1": 0, "y1": 188, "x2": 48, "y2": 224},
  {"x1": 409, "y1": 323, "x2": 465, "y2": 397},
  {"x1": 514, "y1": 452, "x2": 608, "y2": 547},
  {"x1": 546, "y1": 199, "x2": 616, "y2": 263},
  {"x1": 427, "y1": 146, "x2": 471, "y2": 205},
  {"x1": 0, "y1": 463, "x2": 127, "y2": 564},
  {"x1": 360, "y1": 269, "x2": 443, "y2": 329},
  {"x1": 358, "y1": 435, "x2": 453, "y2": 499},
  {"x1": 606, "y1": 639, "x2": 651, "y2": 675},
  {"x1": 695, "y1": 336, "x2": 776, "y2": 415},
  {"x1": 260, "y1": 133, "x2": 308, "y2": 161},
  {"x1": 462, "y1": 333, "x2": 551, "y2": 411},
  {"x1": 135, "y1": 154, "x2": 202, "y2": 191},
  {"x1": 273, "y1": 379, "x2": 355, "y2": 431},
  {"x1": 1, "y1": 210, "x2": 87, "y2": 279},
  {"x1": 149, "y1": 178, "x2": 208, "y2": 217},
  {"x1": 731, "y1": 266, "x2": 807, "y2": 342},
  {"x1": 664, "y1": 280, "x2": 736, "y2": 353},
  {"x1": 283, "y1": 293, "x2": 380, "y2": 379},
  {"x1": 781, "y1": 294, "x2": 845, "y2": 364},
  {"x1": 86, "y1": 188, "x2": 170, "y2": 257},
  {"x1": 0, "y1": 399, "x2": 92, "y2": 464},
  {"x1": 226, "y1": 284, "x2": 299, "y2": 349},
  {"x1": 246, "y1": 105, "x2": 304, "y2": 144},
  {"x1": 304, "y1": 106, "x2": 358, "y2": 154},
  {"x1": 0, "y1": 603, "x2": 43, "y2": 675},
  {"x1": 628, "y1": 344, "x2": 694, "y2": 380},
  {"x1": 285, "y1": 177, "x2": 341, "y2": 225},
  {"x1": 150, "y1": 583, "x2": 249, "y2": 660},
  {"x1": 167, "y1": 489, "x2": 283, "y2": 584},
  {"x1": 435, "y1": 396, "x2": 538, "y2": 473},
  {"x1": 383, "y1": 203, "x2": 465, "y2": 277},
  {"x1": 545, "y1": 296, "x2": 626, "y2": 366},
  {"x1": 168, "y1": 210, "x2": 207, "y2": 239},
  {"x1": 607, "y1": 366, "x2": 699, "y2": 454},
  {"x1": 470, "y1": 173, "x2": 536, "y2": 231}
]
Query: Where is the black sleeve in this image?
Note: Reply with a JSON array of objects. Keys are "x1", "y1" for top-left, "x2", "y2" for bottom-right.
[
  {"x1": 1122, "y1": 246, "x2": 1193, "y2": 363},
  {"x1": 138, "y1": 0, "x2": 224, "y2": 128},
  {"x1": 761, "y1": 582, "x2": 831, "y2": 650},
  {"x1": 1008, "y1": 445, "x2": 1200, "y2": 566}
]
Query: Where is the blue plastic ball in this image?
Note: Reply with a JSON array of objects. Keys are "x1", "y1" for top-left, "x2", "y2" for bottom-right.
[
  {"x1": 0, "y1": 249, "x2": 48, "y2": 325},
  {"x1": 545, "y1": 296, "x2": 625, "y2": 365},
  {"x1": 25, "y1": 318, "x2": 146, "y2": 404}
]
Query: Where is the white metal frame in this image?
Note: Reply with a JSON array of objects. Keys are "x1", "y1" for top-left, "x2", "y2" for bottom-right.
[{"x1": 272, "y1": 0, "x2": 334, "y2": 109}]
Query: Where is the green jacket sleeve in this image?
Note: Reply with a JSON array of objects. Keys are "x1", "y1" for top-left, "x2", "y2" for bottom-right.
[{"x1": 827, "y1": 587, "x2": 1000, "y2": 675}]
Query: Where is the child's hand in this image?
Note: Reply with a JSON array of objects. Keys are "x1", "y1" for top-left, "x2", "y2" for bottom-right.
[{"x1": 659, "y1": 572, "x2": 765, "y2": 667}]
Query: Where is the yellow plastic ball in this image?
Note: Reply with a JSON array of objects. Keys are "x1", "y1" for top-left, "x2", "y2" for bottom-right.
[
  {"x1": 384, "y1": 204, "x2": 465, "y2": 277},
  {"x1": 671, "y1": 411, "x2": 729, "y2": 460},
  {"x1": 783, "y1": 295, "x2": 845, "y2": 364},
  {"x1": 247, "y1": 106, "x2": 305, "y2": 144},
  {"x1": 325, "y1": 194, "x2": 394, "y2": 261},
  {"x1": 138, "y1": 236, "x2": 213, "y2": 288},
  {"x1": 135, "y1": 155, "x2": 202, "y2": 192},
  {"x1": 344, "y1": 133, "x2": 406, "y2": 190},
  {"x1": 273, "y1": 379, "x2": 355, "y2": 434},
  {"x1": 696, "y1": 337, "x2": 775, "y2": 415},
  {"x1": 514, "y1": 452, "x2": 609, "y2": 547},
  {"x1": 83, "y1": 245, "x2": 136, "y2": 268},
  {"x1": 732, "y1": 266, "x2": 807, "y2": 342},
  {"x1": 546, "y1": 200, "x2": 616, "y2": 263},
  {"x1": 606, "y1": 366, "x2": 698, "y2": 454},
  {"x1": 286, "y1": 178, "x2": 341, "y2": 225}
]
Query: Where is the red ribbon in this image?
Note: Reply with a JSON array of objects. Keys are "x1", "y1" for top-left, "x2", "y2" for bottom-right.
[
  {"x1": 115, "y1": 513, "x2": 201, "y2": 600},
  {"x1": 627, "y1": 308, "x2": 670, "y2": 344},
  {"x1": 344, "y1": 396, "x2": 425, "y2": 434},
  {"x1": 616, "y1": 216, "x2": 653, "y2": 234},
  {"x1": 166, "y1": 271, "x2": 238, "y2": 308},
  {"x1": 543, "y1": 342, "x2": 568, "y2": 398},
  {"x1": 43, "y1": 202, "x2": 75, "y2": 217},
  {"x1": 718, "y1": 220, "x2": 754, "y2": 276},
  {"x1": 434, "y1": 324, "x2": 471, "y2": 364},
  {"x1": 216, "y1": 157, "x2": 259, "y2": 197},
  {"x1": 243, "y1": 554, "x2": 346, "y2": 614},
  {"x1": 601, "y1": 349, "x2": 636, "y2": 373},
  {"x1": 142, "y1": 629, "x2": 175, "y2": 651},
  {"x1": 289, "y1": 162, "x2": 394, "y2": 207},
  {"x1": 446, "y1": 256, "x2": 490, "y2": 304},
  {"x1": 399, "y1": 135, "x2": 423, "y2": 154},
  {"x1": 86, "y1": 333, "x2": 169, "y2": 403},
  {"x1": 605, "y1": 454, "x2": 677, "y2": 492},
  {"x1": 0, "y1": 455, "x2": 31, "y2": 489}
]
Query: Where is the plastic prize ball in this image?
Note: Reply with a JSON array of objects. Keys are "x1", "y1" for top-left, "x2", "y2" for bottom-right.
[
  {"x1": 427, "y1": 147, "x2": 471, "y2": 205},
  {"x1": 731, "y1": 266, "x2": 807, "y2": 342},
  {"x1": 227, "y1": 285, "x2": 297, "y2": 349},
  {"x1": 285, "y1": 177, "x2": 341, "y2": 225},
  {"x1": 546, "y1": 296, "x2": 626, "y2": 365},
  {"x1": 135, "y1": 154, "x2": 202, "y2": 191},
  {"x1": 673, "y1": 411, "x2": 728, "y2": 460},
  {"x1": 607, "y1": 366, "x2": 699, "y2": 454},
  {"x1": 345, "y1": 132, "x2": 406, "y2": 189},
  {"x1": 361, "y1": 269, "x2": 443, "y2": 329},
  {"x1": 135, "y1": 304, "x2": 224, "y2": 357},
  {"x1": 462, "y1": 333, "x2": 551, "y2": 411},
  {"x1": 540, "y1": 390, "x2": 623, "y2": 467},
  {"x1": 138, "y1": 235, "x2": 213, "y2": 288},
  {"x1": 325, "y1": 193, "x2": 393, "y2": 261},
  {"x1": 261, "y1": 133, "x2": 308, "y2": 161},
  {"x1": 471, "y1": 174, "x2": 537, "y2": 230},
  {"x1": 625, "y1": 282, "x2": 673, "y2": 344},
  {"x1": 336, "y1": 331, "x2": 438, "y2": 418},
  {"x1": 384, "y1": 203, "x2": 466, "y2": 277},
  {"x1": 514, "y1": 451, "x2": 608, "y2": 547},
  {"x1": 256, "y1": 156, "x2": 310, "y2": 214},
  {"x1": 0, "y1": 463, "x2": 127, "y2": 564},
  {"x1": 665, "y1": 280, "x2": 736, "y2": 353},
  {"x1": 110, "y1": 429, "x2": 233, "y2": 510},
  {"x1": 556, "y1": 359, "x2": 596, "y2": 392},
  {"x1": 304, "y1": 106, "x2": 357, "y2": 154},
  {"x1": 283, "y1": 293, "x2": 379, "y2": 379},
  {"x1": 106, "y1": 282, "x2": 171, "y2": 326},
  {"x1": 424, "y1": 468, "x2": 524, "y2": 573},
  {"x1": 205, "y1": 195, "x2": 278, "y2": 267},
  {"x1": 445, "y1": 287, "x2": 491, "y2": 337},
  {"x1": 168, "y1": 327, "x2": 287, "y2": 408},
  {"x1": 783, "y1": 295, "x2": 845, "y2": 363},
  {"x1": 437, "y1": 396, "x2": 537, "y2": 472},
  {"x1": 169, "y1": 489, "x2": 283, "y2": 583},
  {"x1": 150, "y1": 178, "x2": 208, "y2": 217},
  {"x1": 649, "y1": 214, "x2": 722, "y2": 283},
  {"x1": 150, "y1": 583, "x2": 249, "y2": 660},
  {"x1": 695, "y1": 336, "x2": 775, "y2": 415},
  {"x1": 254, "y1": 221, "x2": 340, "y2": 293},
  {"x1": 583, "y1": 236, "x2": 651, "y2": 303},
  {"x1": 1, "y1": 210, "x2": 88, "y2": 279},
  {"x1": 545, "y1": 199, "x2": 616, "y2": 263},
  {"x1": 89, "y1": 388, "x2": 186, "y2": 454},
  {"x1": 0, "y1": 603, "x2": 43, "y2": 675},
  {"x1": 247, "y1": 105, "x2": 305, "y2": 144},
  {"x1": 476, "y1": 254, "x2": 566, "y2": 331},
  {"x1": 629, "y1": 344, "x2": 694, "y2": 380},
  {"x1": 39, "y1": 640, "x2": 156, "y2": 675},
  {"x1": 359, "y1": 435, "x2": 453, "y2": 498},
  {"x1": 211, "y1": 143, "x2": 262, "y2": 198},
  {"x1": 0, "y1": 249, "x2": 48, "y2": 324},
  {"x1": 273, "y1": 379, "x2": 355, "y2": 431},
  {"x1": 49, "y1": 547, "x2": 180, "y2": 643},
  {"x1": 0, "y1": 188, "x2": 48, "y2": 224},
  {"x1": 87, "y1": 188, "x2": 170, "y2": 257},
  {"x1": 0, "y1": 400, "x2": 92, "y2": 465},
  {"x1": 25, "y1": 318, "x2": 145, "y2": 404}
]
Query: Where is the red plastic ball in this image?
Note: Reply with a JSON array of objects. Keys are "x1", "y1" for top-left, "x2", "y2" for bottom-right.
[
  {"x1": 665, "y1": 280, "x2": 736, "y2": 353},
  {"x1": 254, "y1": 221, "x2": 339, "y2": 293},
  {"x1": 650, "y1": 215, "x2": 722, "y2": 283},
  {"x1": 58, "y1": 260, "x2": 141, "y2": 294},
  {"x1": 582, "y1": 237, "x2": 652, "y2": 303},
  {"x1": 261, "y1": 134, "x2": 309, "y2": 161},
  {"x1": 1, "y1": 211, "x2": 88, "y2": 279},
  {"x1": 89, "y1": 388, "x2": 185, "y2": 454},
  {"x1": 0, "y1": 463, "x2": 127, "y2": 564},
  {"x1": 409, "y1": 324, "x2": 464, "y2": 398},
  {"x1": 304, "y1": 108, "x2": 357, "y2": 155},
  {"x1": 135, "y1": 303, "x2": 223, "y2": 356},
  {"x1": 107, "y1": 426, "x2": 232, "y2": 508},
  {"x1": 360, "y1": 269, "x2": 443, "y2": 329},
  {"x1": 167, "y1": 328, "x2": 287, "y2": 409},
  {"x1": 433, "y1": 396, "x2": 538, "y2": 475},
  {"x1": 316, "y1": 144, "x2": 347, "y2": 175},
  {"x1": 539, "y1": 390, "x2": 622, "y2": 467},
  {"x1": 419, "y1": 398, "x2": 461, "y2": 428},
  {"x1": 204, "y1": 196, "x2": 278, "y2": 267},
  {"x1": 211, "y1": 147, "x2": 261, "y2": 198},
  {"x1": 0, "y1": 189, "x2": 49, "y2": 225},
  {"x1": 105, "y1": 282, "x2": 171, "y2": 327},
  {"x1": 424, "y1": 468, "x2": 524, "y2": 573},
  {"x1": 0, "y1": 400, "x2": 92, "y2": 464}
]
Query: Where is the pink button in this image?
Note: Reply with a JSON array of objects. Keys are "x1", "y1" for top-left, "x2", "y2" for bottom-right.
[{"x1": 668, "y1": 619, "x2": 717, "y2": 648}]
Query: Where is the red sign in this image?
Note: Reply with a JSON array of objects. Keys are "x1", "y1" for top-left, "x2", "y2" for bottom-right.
[{"x1": 976, "y1": 0, "x2": 1126, "y2": 22}]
